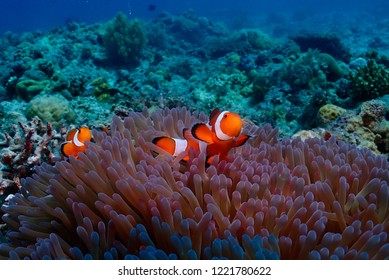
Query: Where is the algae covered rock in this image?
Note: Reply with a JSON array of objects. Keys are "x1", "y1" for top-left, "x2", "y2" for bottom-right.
[{"x1": 26, "y1": 93, "x2": 75, "y2": 127}]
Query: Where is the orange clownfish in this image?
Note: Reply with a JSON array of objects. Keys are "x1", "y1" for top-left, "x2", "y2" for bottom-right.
[
  {"x1": 152, "y1": 108, "x2": 250, "y2": 163},
  {"x1": 61, "y1": 127, "x2": 92, "y2": 158}
]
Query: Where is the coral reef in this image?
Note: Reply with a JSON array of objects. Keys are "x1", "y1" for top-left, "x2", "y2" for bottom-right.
[
  {"x1": 15, "y1": 79, "x2": 50, "y2": 100},
  {"x1": 282, "y1": 50, "x2": 345, "y2": 92},
  {"x1": 0, "y1": 118, "x2": 63, "y2": 196},
  {"x1": 0, "y1": 11, "x2": 356, "y2": 138},
  {"x1": 102, "y1": 12, "x2": 146, "y2": 66},
  {"x1": 349, "y1": 59, "x2": 389, "y2": 101},
  {"x1": 296, "y1": 99, "x2": 389, "y2": 156},
  {"x1": 86, "y1": 77, "x2": 122, "y2": 101},
  {"x1": 2, "y1": 15, "x2": 389, "y2": 263},
  {"x1": 317, "y1": 104, "x2": 347, "y2": 125},
  {"x1": 290, "y1": 33, "x2": 350, "y2": 61},
  {"x1": 157, "y1": 10, "x2": 227, "y2": 46},
  {"x1": 1, "y1": 108, "x2": 388, "y2": 260},
  {"x1": 205, "y1": 29, "x2": 273, "y2": 59},
  {"x1": 331, "y1": 100, "x2": 389, "y2": 155},
  {"x1": 26, "y1": 93, "x2": 75, "y2": 128}
]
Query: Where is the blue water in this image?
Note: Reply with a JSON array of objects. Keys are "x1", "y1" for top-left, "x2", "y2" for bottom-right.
[{"x1": 0, "y1": 0, "x2": 387, "y2": 36}]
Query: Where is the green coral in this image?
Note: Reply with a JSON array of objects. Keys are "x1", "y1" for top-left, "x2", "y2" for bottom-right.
[
  {"x1": 349, "y1": 59, "x2": 389, "y2": 101},
  {"x1": 89, "y1": 77, "x2": 121, "y2": 101},
  {"x1": 103, "y1": 12, "x2": 146, "y2": 66},
  {"x1": 15, "y1": 79, "x2": 50, "y2": 100}
]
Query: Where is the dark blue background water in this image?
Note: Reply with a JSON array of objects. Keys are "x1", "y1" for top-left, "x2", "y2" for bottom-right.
[{"x1": 0, "y1": 0, "x2": 387, "y2": 35}]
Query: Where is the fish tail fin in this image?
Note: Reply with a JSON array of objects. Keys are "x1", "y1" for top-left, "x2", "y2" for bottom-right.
[
  {"x1": 61, "y1": 141, "x2": 80, "y2": 158},
  {"x1": 152, "y1": 136, "x2": 177, "y2": 155},
  {"x1": 191, "y1": 123, "x2": 213, "y2": 143}
]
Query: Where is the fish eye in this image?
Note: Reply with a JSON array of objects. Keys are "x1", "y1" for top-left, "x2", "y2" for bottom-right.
[{"x1": 223, "y1": 114, "x2": 228, "y2": 118}]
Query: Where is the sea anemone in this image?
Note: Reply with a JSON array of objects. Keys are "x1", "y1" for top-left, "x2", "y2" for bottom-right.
[{"x1": 1, "y1": 107, "x2": 388, "y2": 259}]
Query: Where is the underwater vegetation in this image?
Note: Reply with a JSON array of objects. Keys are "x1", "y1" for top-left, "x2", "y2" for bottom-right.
[{"x1": 0, "y1": 108, "x2": 388, "y2": 260}]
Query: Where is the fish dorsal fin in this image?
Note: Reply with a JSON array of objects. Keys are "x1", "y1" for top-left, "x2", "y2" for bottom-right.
[
  {"x1": 191, "y1": 123, "x2": 213, "y2": 143},
  {"x1": 65, "y1": 128, "x2": 78, "y2": 141},
  {"x1": 209, "y1": 108, "x2": 221, "y2": 127}
]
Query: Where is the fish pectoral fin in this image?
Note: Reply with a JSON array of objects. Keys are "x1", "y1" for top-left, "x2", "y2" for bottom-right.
[
  {"x1": 206, "y1": 155, "x2": 215, "y2": 166},
  {"x1": 191, "y1": 123, "x2": 213, "y2": 143},
  {"x1": 235, "y1": 134, "x2": 250, "y2": 147},
  {"x1": 65, "y1": 129, "x2": 78, "y2": 141}
]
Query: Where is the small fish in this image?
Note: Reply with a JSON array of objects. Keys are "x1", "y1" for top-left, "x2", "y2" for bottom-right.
[
  {"x1": 153, "y1": 108, "x2": 250, "y2": 163},
  {"x1": 61, "y1": 127, "x2": 92, "y2": 158},
  {"x1": 153, "y1": 128, "x2": 206, "y2": 161}
]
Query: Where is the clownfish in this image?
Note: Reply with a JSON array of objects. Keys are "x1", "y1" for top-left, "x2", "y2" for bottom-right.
[
  {"x1": 61, "y1": 127, "x2": 92, "y2": 158},
  {"x1": 152, "y1": 108, "x2": 250, "y2": 163}
]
